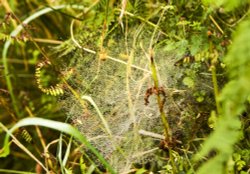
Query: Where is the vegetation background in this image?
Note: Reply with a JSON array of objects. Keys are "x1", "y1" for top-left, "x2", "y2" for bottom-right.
[{"x1": 0, "y1": 0, "x2": 250, "y2": 174}]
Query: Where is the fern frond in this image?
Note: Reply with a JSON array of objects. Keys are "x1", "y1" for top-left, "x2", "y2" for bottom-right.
[
  {"x1": 35, "y1": 60, "x2": 64, "y2": 96},
  {"x1": 21, "y1": 129, "x2": 32, "y2": 143},
  {"x1": 195, "y1": 19, "x2": 250, "y2": 174}
]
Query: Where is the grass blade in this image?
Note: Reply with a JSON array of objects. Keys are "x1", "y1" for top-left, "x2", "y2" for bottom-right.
[{"x1": 0, "y1": 117, "x2": 116, "y2": 174}]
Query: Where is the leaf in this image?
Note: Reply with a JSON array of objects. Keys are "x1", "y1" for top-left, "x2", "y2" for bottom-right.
[
  {"x1": 135, "y1": 168, "x2": 148, "y2": 174},
  {"x1": 190, "y1": 35, "x2": 203, "y2": 55},
  {"x1": 224, "y1": 20, "x2": 250, "y2": 79},
  {"x1": 176, "y1": 39, "x2": 189, "y2": 56},
  {"x1": 183, "y1": 76, "x2": 195, "y2": 88},
  {"x1": 202, "y1": 0, "x2": 248, "y2": 11},
  {"x1": 196, "y1": 155, "x2": 224, "y2": 174},
  {"x1": 195, "y1": 114, "x2": 241, "y2": 160}
]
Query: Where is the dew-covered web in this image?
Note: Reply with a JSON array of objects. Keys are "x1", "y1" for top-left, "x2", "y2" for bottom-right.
[{"x1": 58, "y1": 24, "x2": 191, "y2": 172}]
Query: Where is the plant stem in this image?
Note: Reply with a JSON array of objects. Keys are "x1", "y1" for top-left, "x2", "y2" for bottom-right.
[
  {"x1": 149, "y1": 49, "x2": 172, "y2": 141},
  {"x1": 147, "y1": 6, "x2": 172, "y2": 142}
]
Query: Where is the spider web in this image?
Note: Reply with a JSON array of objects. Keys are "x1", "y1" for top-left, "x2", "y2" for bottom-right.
[{"x1": 58, "y1": 24, "x2": 189, "y2": 172}]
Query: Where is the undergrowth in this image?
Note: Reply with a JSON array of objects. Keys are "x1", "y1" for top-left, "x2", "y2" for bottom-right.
[{"x1": 0, "y1": 0, "x2": 250, "y2": 173}]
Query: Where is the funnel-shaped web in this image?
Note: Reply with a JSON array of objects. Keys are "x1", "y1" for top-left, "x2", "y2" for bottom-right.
[{"x1": 59, "y1": 25, "x2": 188, "y2": 172}]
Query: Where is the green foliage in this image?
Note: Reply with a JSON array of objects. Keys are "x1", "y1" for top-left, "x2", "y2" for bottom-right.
[
  {"x1": 195, "y1": 17, "x2": 250, "y2": 174},
  {"x1": 183, "y1": 76, "x2": 195, "y2": 89},
  {"x1": 1, "y1": 0, "x2": 250, "y2": 173},
  {"x1": 0, "y1": 117, "x2": 116, "y2": 174},
  {"x1": 202, "y1": 0, "x2": 249, "y2": 11}
]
